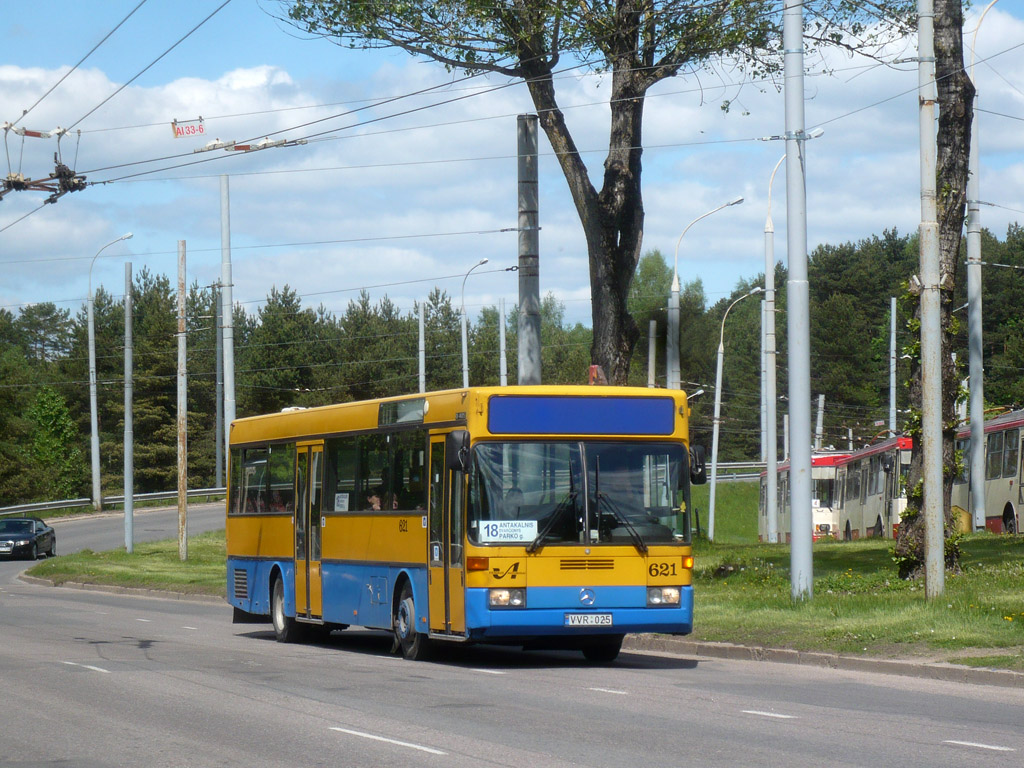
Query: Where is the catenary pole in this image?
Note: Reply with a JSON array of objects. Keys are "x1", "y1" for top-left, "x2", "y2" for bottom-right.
[
  {"x1": 765, "y1": 153, "x2": 784, "y2": 544},
  {"x1": 177, "y1": 241, "x2": 188, "y2": 562},
  {"x1": 890, "y1": 296, "x2": 898, "y2": 434},
  {"x1": 648, "y1": 320, "x2": 657, "y2": 388},
  {"x1": 499, "y1": 297, "x2": 508, "y2": 386},
  {"x1": 517, "y1": 114, "x2": 541, "y2": 384},
  {"x1": 123, "y1": 262, "x2": 133, "y2": 553},
  {"x1": 88, "y1": 232, "x2": 133, "y2": 511},
  {"x1": 967, "y1": 1, "x2": 997, "y2": 530},
  {"x1": 784, "y1": 0, "x2": 814, "y2": 599},
  {"x1": 419, "y1": 302, "x2": 426, "y2": 393},
  {"x1": 918, "y1": 0, "x2": 944, "y2": 596},
  {"x1": 214, "y1": 284, "x2": 224, "y2": 487},
  {"x1": 220, "y1": 176, "x2": 236, "y2": 466}
]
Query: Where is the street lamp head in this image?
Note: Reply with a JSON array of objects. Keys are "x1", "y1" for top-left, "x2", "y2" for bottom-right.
[
  {"x1": 727, "y1": 196, "x2": 744, "y2": 206},
  {"x1": 120, "y1": 232, "x2": 134, "y2": 241},
  {"x1": 806, "y1": 127, "x2": 825, "y2": 140},
  {"x1": 477, "y1": 258, "x2": 489, "y2": 267},
  {"x1": 749, "y1": 286, "x2": 764, "y2": 296}
]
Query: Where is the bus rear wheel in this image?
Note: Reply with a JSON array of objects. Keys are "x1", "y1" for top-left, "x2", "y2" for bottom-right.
[
  {"x1": 394, "y1": 582, "x2": 430, "y2": 660},
  {"x1": 271, "y1": 576, "x2": 302, "y2": 643},
  {"x1": 582, "y1": 635, "x2": 624, "y2": 663}
]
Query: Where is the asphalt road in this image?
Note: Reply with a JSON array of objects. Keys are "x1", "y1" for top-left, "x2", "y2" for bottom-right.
[{"x1": 0, "y1": 507, "x2": 1021, "y2": 767}]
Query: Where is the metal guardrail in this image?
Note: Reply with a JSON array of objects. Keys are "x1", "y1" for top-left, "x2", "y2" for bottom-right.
[{"x1": 0, "y1": 487, "x2": 226, "y2": 518}]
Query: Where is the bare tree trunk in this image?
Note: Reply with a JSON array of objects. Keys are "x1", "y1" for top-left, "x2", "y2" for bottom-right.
[{"x1": 895, "y1": 0, "x2": 973, "y2": 577}]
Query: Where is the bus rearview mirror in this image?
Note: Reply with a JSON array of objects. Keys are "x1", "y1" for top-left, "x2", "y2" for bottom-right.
[{"x1": 446, "y1": 430, "x2": 470, "y2": 472}]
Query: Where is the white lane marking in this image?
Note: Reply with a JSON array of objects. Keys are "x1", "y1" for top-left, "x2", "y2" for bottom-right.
[
  {"x1": 62, "y1": 661, "x2": 111, "y2": 674},
  {"x1": 588, "y1": 687, "x2": 628, "y2": 695},
  {"x1": 470, "y1": 668, "x2": 506, "y2": 675},
  {"x1": 330, "y1": 727, "x2": 446, "y2": 755},
  {"x1": 743, "y1": 710, "x2": 797, "y2": 720},
  {"x1": 136, "y1": 618, "x2": 151, "y2": 623},
  {"x1": 182, "y1": 626, "x2": 198, "y2": 630},
  {"x1": 944, "y1": 740, "x2": 1015, "y2": 752}
]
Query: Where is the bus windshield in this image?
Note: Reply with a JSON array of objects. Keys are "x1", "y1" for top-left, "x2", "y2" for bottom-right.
[{"x1": 469, "y1": 441, "x2": 690, "y2": 547}]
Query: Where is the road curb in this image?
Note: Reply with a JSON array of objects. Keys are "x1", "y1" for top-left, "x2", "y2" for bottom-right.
[
  {"x1": 18, "y1": 574, "x2": 224, "y2": 604},
  {"x1": 623, "y1": 635, "x2": 1024, "y2": 688}
]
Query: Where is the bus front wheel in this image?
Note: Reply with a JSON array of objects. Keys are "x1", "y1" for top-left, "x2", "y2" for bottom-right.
[
  {"x1": 394, "y1": 582, "x2": 430, "y2": 660},
  {"x1": 271, "y1": 576, "x2": 302, "y2": 643},
  {"x1": 582, "y1": 635, "x2": 624, "y2": 663}
]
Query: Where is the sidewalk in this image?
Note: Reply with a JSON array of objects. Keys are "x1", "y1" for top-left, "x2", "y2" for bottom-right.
[{"x1": 623, "y1": 634, "x2": 1024, "y2": 688}]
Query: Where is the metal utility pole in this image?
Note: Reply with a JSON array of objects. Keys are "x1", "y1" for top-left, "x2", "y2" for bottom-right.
[
  {"x1": 419, "y1": 302, "x2": 426, "y2": 393},
  {"x1": 918, "y1": 0, "x2": 944, "y2": 597},
  {"x1": 708, "y1": 286, "x2": 762, "y2": 541},
  {"x1": 220, "y1": 176, "x2": 236, "y2": 465},
  {"x1": 765, "y1": 153, "x2": 784, "y2": 544},
  {"x1": 177, "y1": 241, "x2": 188, "y2": 562},
  {"x1": 214, "y1": 284, "x2": 224, "y2": 488},
  {"x1": 517, "y1": 114, "x2": 541, "y2": 385},
  {"x1": 499, "y1": 298, "x2": 508, "y2": 386},
  {"x1": 890, "y1": 297, "x2": 898, "y2": 434},
  {"x1": 461, "y1": 258, "x2": 488, "y2": 388},
  {"x1": 648, "y1": 320, "x2": 657, "y2": 388},
  {"x1": 123, "y1": 263, "x2": 134, "y2": 553},
  {"x1": 784, "y1": 0, "x2": 814, "y2": 600},
  {"x1": 760, "y1": 301, "x2": 767, "y2": 461},
  {"x1": 967, "y1": 1, "x2": 997, "y2": 531},
  {"x1": 88, "y1": 232, "x2": 133, "y2": 512},
  {"x1": 815, "y1": 394, "x2": 825, "y2": 450}
]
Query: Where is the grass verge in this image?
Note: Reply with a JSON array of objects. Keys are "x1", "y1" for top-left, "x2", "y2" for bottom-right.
[{"x1": 28, "y1": 530, "x2": 225, "y2": 596}]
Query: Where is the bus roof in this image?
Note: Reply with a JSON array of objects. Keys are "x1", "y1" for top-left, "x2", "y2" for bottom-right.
[
  {"x1": 229, "y1": 385, "x2": 693, "y2": 446},
  {"x1": 955, "y1": 408, "x2": 1024, "y2": 439}
]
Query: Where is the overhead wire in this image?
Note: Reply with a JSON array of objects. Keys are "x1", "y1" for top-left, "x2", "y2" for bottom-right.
[{"x1": 10, "y1": 0, "x2": 151, "y2": 128}]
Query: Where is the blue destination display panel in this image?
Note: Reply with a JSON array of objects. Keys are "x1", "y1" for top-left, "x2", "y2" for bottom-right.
[{"x1": 488, "y1": 396, "x2": 676, "y2": 435}]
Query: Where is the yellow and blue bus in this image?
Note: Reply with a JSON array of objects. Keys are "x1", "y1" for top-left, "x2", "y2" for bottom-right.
[{"x1": 226, "y1": 385, "x2": 704, "y2": 662}]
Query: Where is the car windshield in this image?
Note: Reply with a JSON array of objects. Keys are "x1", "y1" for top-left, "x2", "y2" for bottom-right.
[
  {"x1": 0, "y1": 520, "x2": 33, "y2": 534},
  {"x1": 468, "y1": 441, "x2": 690, "y2": 547}
]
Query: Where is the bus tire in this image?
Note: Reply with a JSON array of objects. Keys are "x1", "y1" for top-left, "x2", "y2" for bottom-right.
[
  {"x1": 271, "y1": 575, "x2": 302, "y2": 643},
  {"x1": 844, "y1": 521, "x2": 852, "y2": 542},
  {"x1": 873, "y1": 517, "x2": 884, "y2": 538},
  {"x1": 394, "y1": 582, "x2": 430, "y2": 660},
  {"x1": 1004, "y1": 508, "x2": 1018, "y2": 535},
  {"x1": 582, "y1": 635, "x2": 624, "y2": 663}
]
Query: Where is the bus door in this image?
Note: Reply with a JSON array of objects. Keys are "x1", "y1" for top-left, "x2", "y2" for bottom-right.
[
  {"x1": 427, "y1": 436, "x2": 466, "y2": 636},
  {"x1": 295, "y1": 442, "x2": 324, "y2": 620}
]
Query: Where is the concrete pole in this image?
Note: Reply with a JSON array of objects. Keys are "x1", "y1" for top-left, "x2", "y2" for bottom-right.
[
  {"x1": 419, "y1": 302, "x2": 426, "y2": 393},
  {"x1": 848, "y1": 427, "x2": 854, "y2": 451},
  {"x1": 517, "y1": 114, "x2": 541, "y2": 385},
  {"x1": 766, "y1": 154, "x2": 783, "y2": 545},
  {"x1": 918, "y1": 0, "x2": 944, "y2": 597},
  {"x1": 220, "y1": 175, "x2": 236, "y2": 464},
  {"x1": 87, "y1": 232, "x2": 132, "y2": 512},
  {"x1": 784, "y1": 0, "x2": 814, "y2": 600},
  {"x1": 123, "y1": 263, "x2": 133, "y2": 553},
  {"x1": 815, "y1": 394, "x2": 825, "y2": 450},
  {"x1": 784, "y1": 414, "x2": 790, "y2": 461},
  {"x1": 87, "y1": 294, "x2": 101, "y2": 511},
  {"x1": 708, "y1": 287, "x2": 762, "y2": 541},
  {"x1": 214, "y1": 284, "x2": 223, "y2": 488},
  {"x1": 648, "y1": 319, "x2": 657, "y2": 388},
  {"x1": 667, "y1": 282, "x2": 680, "y2": 390},
  {"x1": 499, "y1": 298, "x2": 508, "y2": 386},
  {"x1": 760, "y1": 300, "x2": 767, "y2": 461},
  {"x1": 461, "y1": 258, "x2": 488, "y2": 388},
  {"x1": 890, "y1": 297, "x2": 898, "y2": 435},
  {"x1": 967, "y1": 1, "x2": 997, "y2": 531},
  {"x1": 177, "y1": 241, "x2": 188, "y2": 562}
]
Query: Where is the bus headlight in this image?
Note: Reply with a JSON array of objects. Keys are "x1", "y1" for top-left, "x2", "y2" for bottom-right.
[
  {"x1": 489, "y1": 588, "x2": 525, "y2": 608},
  {"x1": 647, "y1": 587, "x2": 681, "y2": 606}
]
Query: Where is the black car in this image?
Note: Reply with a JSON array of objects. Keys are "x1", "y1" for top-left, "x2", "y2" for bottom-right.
[{"x1": 0, "y1": 517, "x2": 56, "y2": 560}]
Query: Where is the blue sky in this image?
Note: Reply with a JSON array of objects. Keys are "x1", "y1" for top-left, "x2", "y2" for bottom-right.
[{"x1": 2, "y1": 0, "x2": 1024, "y2": 330}]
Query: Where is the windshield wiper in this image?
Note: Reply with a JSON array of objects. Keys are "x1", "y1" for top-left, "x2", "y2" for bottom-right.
[
  {"x1": 526, "y1": 491, "x2": 577, "y2": 554},
  {"x1": 597, "y1": 492, "x2": 648, "y2": 554}
]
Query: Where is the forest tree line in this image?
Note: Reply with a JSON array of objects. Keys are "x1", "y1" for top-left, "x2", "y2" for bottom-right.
[{"x1": 3, "y1": 224, "x2": 1024, "y2": 506}]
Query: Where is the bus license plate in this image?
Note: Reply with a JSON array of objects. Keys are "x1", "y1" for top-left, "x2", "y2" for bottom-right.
[{"x1": 564, "y1": 613, "x2": 612, "y2": 627}]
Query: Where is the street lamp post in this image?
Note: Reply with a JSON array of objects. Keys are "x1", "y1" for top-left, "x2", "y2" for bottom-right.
[
  {"x1": 88, "y1": 232, "x2": 133, "y2": 511},
  {"x1": 764, "y1": 154, "x2": 785, "y2": 544},
  {"x1": 461, "y1": 258, "x2": 488, "y2": 388},
  {"x1": 708, "y1": 285, "x2": 763, "y2": 541},
  {"x1": 669, "y1": 197, "x2": 744, "y2": 389}
]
